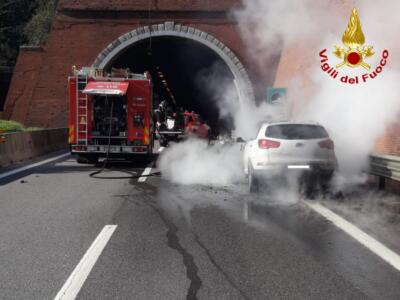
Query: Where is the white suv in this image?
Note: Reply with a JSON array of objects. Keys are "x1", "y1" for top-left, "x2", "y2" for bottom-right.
[{"x1": 243, "y1": 122, "x2": 337, "y2": 193}]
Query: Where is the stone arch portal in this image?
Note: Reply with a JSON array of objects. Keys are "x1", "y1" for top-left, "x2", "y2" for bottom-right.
[{"x1": 93, "y1": 21, "x2": 255, "y2": 104}]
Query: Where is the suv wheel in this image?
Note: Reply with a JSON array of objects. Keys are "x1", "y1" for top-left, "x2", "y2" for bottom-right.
[
  {"x1": 299, "y1": 175, "x2": 316, "y2": 199},
  {"x1": 248, "y1": 162, "x2": 259, "y2": 193},
  {"x1": 319, "y1": 172, "x2": 334, "y2": 196}
]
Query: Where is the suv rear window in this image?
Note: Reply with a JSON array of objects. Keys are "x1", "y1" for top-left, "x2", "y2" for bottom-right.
[{"x1": 266, "y1": 124, "x2": 329, "y2": 140}]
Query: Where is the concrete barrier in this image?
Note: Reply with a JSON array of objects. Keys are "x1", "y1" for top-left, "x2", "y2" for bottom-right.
[{"x1": 0, "y1": 128, "x2": 68, "y2": 168}]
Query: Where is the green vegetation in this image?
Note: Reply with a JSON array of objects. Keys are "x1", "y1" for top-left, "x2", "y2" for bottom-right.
[
  {"x1": 0, "y1": 0, "x2": 57, "y2": 67},
  {"x1": 23, "y1": 0, "x2": 57, "y2": 46},
  {"x1": 0, "y1": 1, "x2": 36, "y2": 66},
  {"x1": 0, "y1": 120, "x2": 41, "y2": 133}
]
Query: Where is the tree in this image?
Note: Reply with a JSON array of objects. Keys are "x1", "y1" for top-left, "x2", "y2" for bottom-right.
[{"x1": 0, "y1": 0, "x2": 38, "y2": 66}]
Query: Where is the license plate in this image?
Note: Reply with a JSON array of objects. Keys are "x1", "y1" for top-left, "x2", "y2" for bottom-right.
[{"x1": 287, "y1": 165, "x2": 310, "y2": 169}]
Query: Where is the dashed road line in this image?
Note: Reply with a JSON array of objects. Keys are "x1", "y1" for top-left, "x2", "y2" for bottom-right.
[
  {"x1": 304, "y1": 201, "x2": 400, "y2": 272},
  {"x1": 0, "y1": 153, "x2": 70, "y2": 180},
  {"x1": 138, "y1": 163, "x2": 154, "y2": 182},
  {"x1": 54, "y1": 225, "x2": 117, "y2": 300}
]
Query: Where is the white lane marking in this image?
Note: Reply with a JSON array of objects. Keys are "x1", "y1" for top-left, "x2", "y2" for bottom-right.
[
  {"x1": 54, "y1": 225, "x2": 117, "y2": 300},
  {"x1": 288, "y1": 165, "x2": 310, "y2": 169},
  {"x1": 138, "y1": 163, "x2": 154, "y2": 182},
  {"x1": 0, "y1": 153, "x2": 70, "y2": 180},
  {"x1": 304, "y1": 201, "x2": 400, "y2": 272},
  {"x1": 158, "y1": 146, "x2": 165, "y2": 153}
]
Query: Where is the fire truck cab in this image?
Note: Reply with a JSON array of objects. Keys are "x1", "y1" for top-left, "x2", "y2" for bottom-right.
[{"x1": 68, "y1": 67, "x2": 153, "y2": 163}]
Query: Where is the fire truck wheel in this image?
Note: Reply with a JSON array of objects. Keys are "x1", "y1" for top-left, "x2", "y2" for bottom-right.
[
  {"x1": 160, "y1": 138, "x2": 168, "y2": 147},
  {"x1": 145, "y1": 153, "x2": 154, "y2": 163}
]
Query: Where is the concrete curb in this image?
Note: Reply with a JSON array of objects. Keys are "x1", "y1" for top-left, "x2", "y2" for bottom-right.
[
  {"x1": 0, "y1": 128, "x2": 68, "y2": 168},
  {"x1": 380, "y1": 199, "x2": 400, "y2": 214}
]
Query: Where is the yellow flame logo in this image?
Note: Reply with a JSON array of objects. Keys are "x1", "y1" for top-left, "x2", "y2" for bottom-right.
[
  {"x1": 342, "y1": 8, "x2": 365, "y2": 48},
  {"x1": 334, "y1": 8, "x2": 374, "y2": 70}
]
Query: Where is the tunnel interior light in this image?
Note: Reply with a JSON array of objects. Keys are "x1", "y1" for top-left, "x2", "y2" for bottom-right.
[{"x1": 156, "y1": 69, "x2": 176, "y2": 105}]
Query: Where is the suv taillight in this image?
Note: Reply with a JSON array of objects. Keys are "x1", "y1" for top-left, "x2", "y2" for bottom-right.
[
  {"x1": 318, "y1": 139, "x2": 334, "y2": 150},
  {"x1": 258, "y1": 139, "x2": 280, "y2": 149}
]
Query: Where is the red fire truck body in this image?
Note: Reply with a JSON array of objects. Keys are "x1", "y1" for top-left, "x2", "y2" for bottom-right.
[{"x1": 68, "y1": 68, "x2": 153, "y2": 162}]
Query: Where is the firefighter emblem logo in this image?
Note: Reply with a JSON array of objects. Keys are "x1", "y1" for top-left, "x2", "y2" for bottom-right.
[
  {"x1": 319, "y1": 8, "x2": 388, "y2": 85},
  {"x1": 333, "y1": 8, "x2": 374, "y2": 70}
]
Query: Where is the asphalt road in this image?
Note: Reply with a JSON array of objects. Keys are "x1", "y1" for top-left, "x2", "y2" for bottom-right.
[{"x1": 1, "y1": 152, "x2": 400, "y2": 299}]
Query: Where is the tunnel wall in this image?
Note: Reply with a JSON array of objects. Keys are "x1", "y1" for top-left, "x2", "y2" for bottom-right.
[{"x1": 3, "y1": 0, "x2": 262, "y2": 128}]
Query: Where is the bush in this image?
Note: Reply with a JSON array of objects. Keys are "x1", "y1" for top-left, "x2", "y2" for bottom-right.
[
  {"x1": 0, "y1": 119, "x2": 42, "y2": 132},
  {"x1": 23, "y1": 0, "x2": 57, "y2": 46},
  {"x1": 0, "y1": 120, "x2": 25, "y2": 132}
]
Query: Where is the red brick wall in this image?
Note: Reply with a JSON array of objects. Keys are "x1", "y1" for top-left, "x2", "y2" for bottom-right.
[
  {"x1": 3, "y1": 47, "x2": 44, "y2": 125},
  {"x1": 58, "y1": 0, "x2": 242, "y2": 11},
  {"x1": 374, "y1": 122, "x2": 400, "y2": 155}
]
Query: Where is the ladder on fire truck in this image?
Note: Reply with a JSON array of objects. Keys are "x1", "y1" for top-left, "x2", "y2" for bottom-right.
[{"x1": 76, "y1": 74, "x2": 88, "y2": 145}]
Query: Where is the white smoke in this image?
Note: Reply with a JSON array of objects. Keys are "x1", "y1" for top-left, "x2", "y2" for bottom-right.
[
  {"x1": 158, "y1": 57, "x2": 285, "y2": 186},
  {"x1": 158, "y1": 62, "x2": 285, "y2": 186},
  {"x1": 235, "y1": 0, "x2": 338, "y2": 62},
  {"x1": 159, "y1": 0, "x2": 400, "y2": 187},
  {"x1": 195, "y1": 61, "x2": 287, "y2": 140},
  {"x1": 236, "y1": 0, "x2": 400, "y2": 178},
  {"x1": 158, "y1": 139, "x2": 243, "y2": 186}
]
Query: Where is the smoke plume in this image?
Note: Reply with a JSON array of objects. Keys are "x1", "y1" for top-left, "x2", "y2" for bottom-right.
[
  {"x1": 158, "y1": 139, "x2": 243, "y2": 186},
  {"x1": 236, "y1": 0, "x2": 400, "y2": 178},
  {"x1": 159, "y1": 0, "x2": 400, "y2": 187}
]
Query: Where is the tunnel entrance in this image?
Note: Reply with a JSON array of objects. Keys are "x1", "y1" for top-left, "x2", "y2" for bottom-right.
[
  {"x1": 93, "y1": 22, "x2": 255, "y2": 137},
  {"x1": 110, "y1": 36, "x2": 235, "y2": 135}
]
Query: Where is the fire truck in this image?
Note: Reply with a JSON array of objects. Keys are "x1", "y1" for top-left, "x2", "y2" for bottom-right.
[{"x1": 68, "y1": 67, "x2": 154, "y2": 163}]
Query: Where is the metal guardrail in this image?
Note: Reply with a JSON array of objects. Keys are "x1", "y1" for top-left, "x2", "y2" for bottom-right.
[{"x1": 370, "y1": 154, "x2": 400, "y2": 188}]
